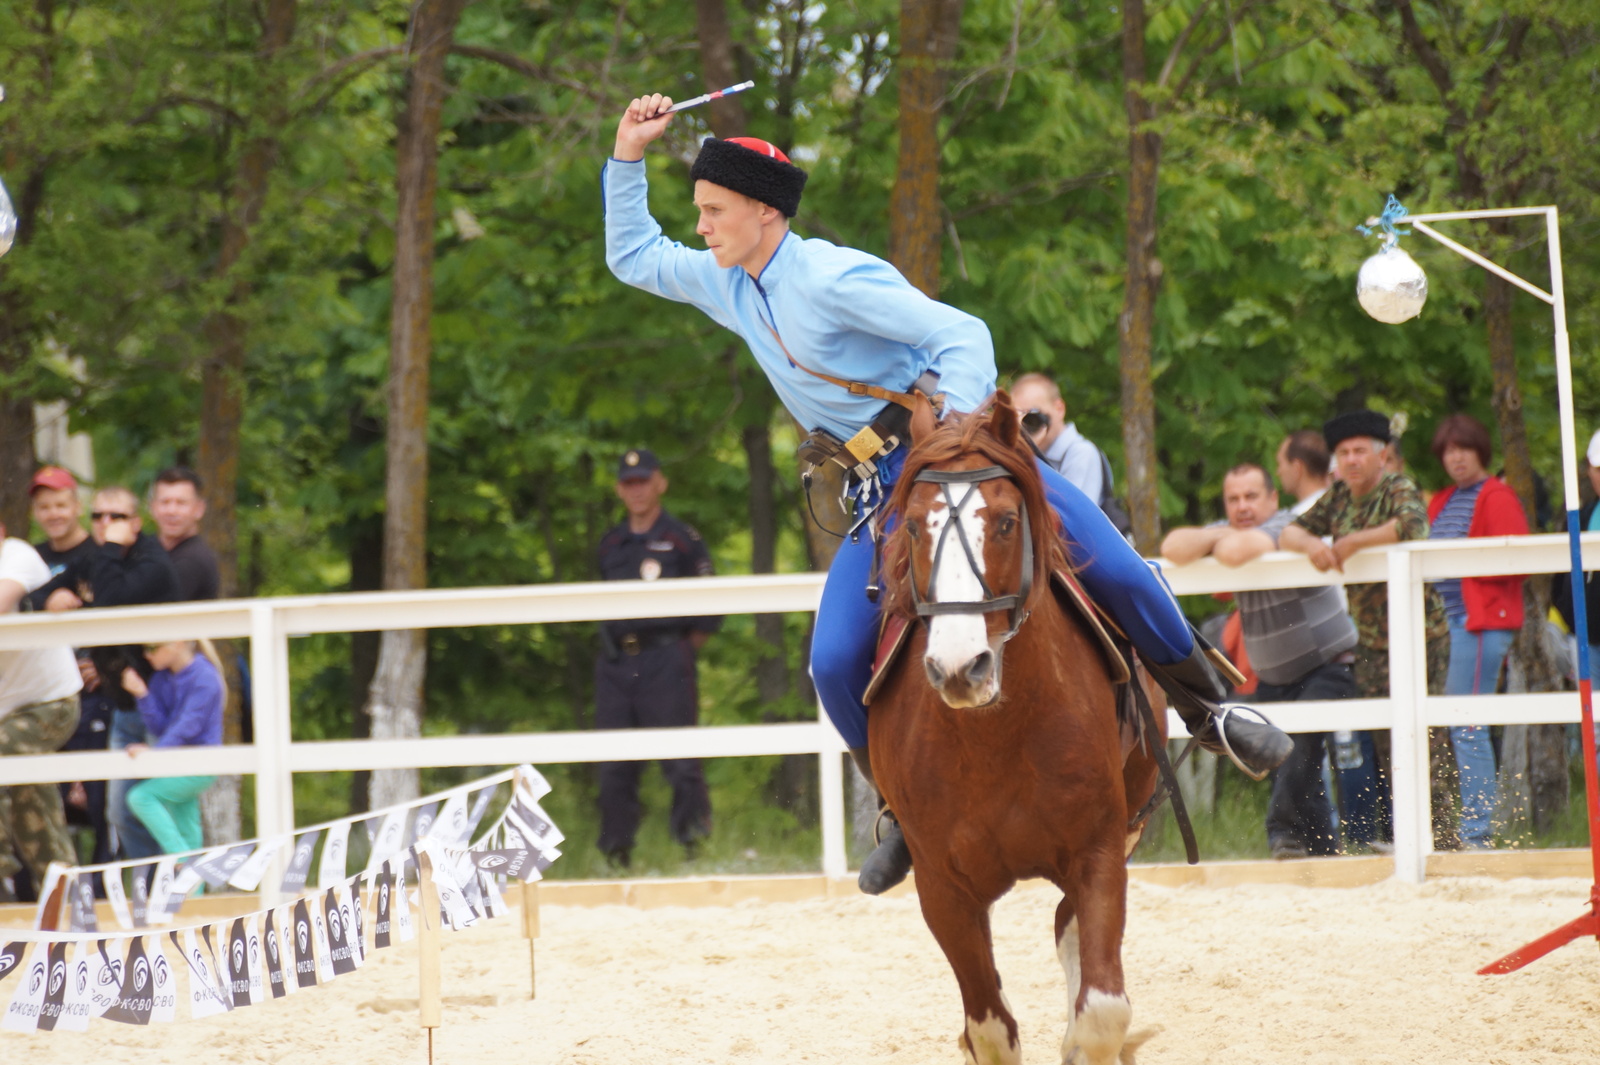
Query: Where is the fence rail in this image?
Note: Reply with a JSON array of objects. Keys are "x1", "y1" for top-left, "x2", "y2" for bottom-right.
[{"x1": 3, "y1": 533, "x2": 1597, "y2": 885}]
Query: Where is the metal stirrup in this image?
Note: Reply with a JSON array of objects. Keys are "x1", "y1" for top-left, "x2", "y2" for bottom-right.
[
  {"x1": 1212, "y1": 703, "x2": 1281, "y2": 782},
  {"x1": 871, "y1": 807, "x2": 898, "y2": 848}
]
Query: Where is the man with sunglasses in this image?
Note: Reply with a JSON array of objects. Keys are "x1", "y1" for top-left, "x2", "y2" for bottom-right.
[{"x1": 45, "y1": 485, "x2": 178, "y2": 860}]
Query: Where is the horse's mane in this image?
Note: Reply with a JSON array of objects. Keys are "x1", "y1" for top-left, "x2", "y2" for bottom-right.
[{"x1": 880, "y1": 401, "x2": 1066, "y2": 622}]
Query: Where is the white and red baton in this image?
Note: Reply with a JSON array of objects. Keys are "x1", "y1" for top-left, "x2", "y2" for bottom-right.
[{"x1": 658, "y1": 80, "x2": 755, "y2": 116}]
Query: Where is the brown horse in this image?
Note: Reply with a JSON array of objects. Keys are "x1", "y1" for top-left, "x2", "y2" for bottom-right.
[{"x1": 868, "y1": 391, "x2": 1163, "y2": 1065}]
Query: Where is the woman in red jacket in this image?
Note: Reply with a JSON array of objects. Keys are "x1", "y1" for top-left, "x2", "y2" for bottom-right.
[{"x1": 1428, "y1": 414, "x2": 1529, "y2": 849}]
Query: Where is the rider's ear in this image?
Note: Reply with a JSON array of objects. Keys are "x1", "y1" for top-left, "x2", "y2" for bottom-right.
[{"x1": 992, "y1": 388, "x2": 1020, "y2": 449}]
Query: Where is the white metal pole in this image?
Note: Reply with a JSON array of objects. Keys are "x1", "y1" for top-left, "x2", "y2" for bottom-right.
[
  {"x1": 1545, "y1": 208, "x2": 1600, "y2": 891},
  {"x1": 1387, "y1": 549, "x2": 1430, "y2": 883},
  {"x1": 1409, "y1": 220, "x2": 1554, "y2": 305}
]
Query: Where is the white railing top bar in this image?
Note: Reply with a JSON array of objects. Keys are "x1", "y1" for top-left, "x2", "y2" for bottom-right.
[{"x1": 0, "y1": 534, "x2": 1596, "y2": 650}]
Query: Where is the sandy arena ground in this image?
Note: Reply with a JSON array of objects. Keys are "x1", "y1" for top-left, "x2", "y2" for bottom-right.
[{"x1": 7, "y1": 874, "x2": 1600, "y2": 1063}]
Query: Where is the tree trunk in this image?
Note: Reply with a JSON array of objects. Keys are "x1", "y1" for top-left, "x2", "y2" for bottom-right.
[
  {"x1": 197, "y1": 0, "x2": 298, "y2": 602},
  {"x1": 366, "y1": 0, "x2": 469, "y2": 810},
  {"x1": 888, "y1": 0, "x2": 965, "y2": 299},
  {"x1": 348, "y1": 511, "x2": 383, "y2": 815},
  {"x1": 1119, "y1": 0, "x2": 1163, "y2": 555},
  {"x1": 192, "y1": 0, "x2": 298, "y2": 852},
  {"x1": 694, "y1": 0, "x2": 748, "y2": 140},
  {"x1": 744, "y1": 416, "x2": 788, "y2": 704},
  {"x1": 0, "y1": 390, "x2": 34, "y2": 538}
]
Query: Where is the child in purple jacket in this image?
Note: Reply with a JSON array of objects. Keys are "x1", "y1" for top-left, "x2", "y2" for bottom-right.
[{"x1": 121, "y1": 639, "x2": 224, "y2": 854}]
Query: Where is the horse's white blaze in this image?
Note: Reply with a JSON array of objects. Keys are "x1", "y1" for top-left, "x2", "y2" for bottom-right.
[
  {"x1": 1068, "y1": 990, "x2": 1131, "y2": 1065},
  {"x1": 962, "y1": 1009, "x2": 1020, "y2": 1065},
  {"x1": 923, "y1": 488, "x2": 996, "y2": 704}
]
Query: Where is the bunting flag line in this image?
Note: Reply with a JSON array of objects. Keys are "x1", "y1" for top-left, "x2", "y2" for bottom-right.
[
  {"x1": 32, "y1": 765, "x2": 524, "y2": 930},
  {"x1": 1, "y1": 767, "x2": 562, "y2": 1036}
]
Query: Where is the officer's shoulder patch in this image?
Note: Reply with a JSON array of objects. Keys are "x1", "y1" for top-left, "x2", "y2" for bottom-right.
[{"x1": 684, "y1": 525, "x2": 703, "y2": 542}]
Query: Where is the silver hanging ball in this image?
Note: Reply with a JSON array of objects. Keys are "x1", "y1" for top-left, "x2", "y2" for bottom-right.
[{"x1": 1356, "y1": 243, "x2": 1427, "y2": 324}]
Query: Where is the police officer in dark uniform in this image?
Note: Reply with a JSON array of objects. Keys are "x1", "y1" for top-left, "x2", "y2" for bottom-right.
[{"x1": 595, "y1": 448, "x2": 721, "y2": 867}]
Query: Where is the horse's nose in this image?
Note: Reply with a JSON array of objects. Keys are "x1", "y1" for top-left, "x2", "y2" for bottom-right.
[
  {"x1": 964, "y1": 649, "x2": 995, "y2": 689},
  {"x1": 924, "y1": 657, "x2": 949, "y2": 689}
]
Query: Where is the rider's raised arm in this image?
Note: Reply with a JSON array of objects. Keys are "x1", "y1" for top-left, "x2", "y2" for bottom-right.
[
  {"x1": 816, "y1": 256, "x2": 996, "y2": 415},
  {"x1": 603, "y1": 94, "x2": 727, "y2": 318},
  {"x1": 602, "y1": 158, "x2": 727, "y2": 317}
]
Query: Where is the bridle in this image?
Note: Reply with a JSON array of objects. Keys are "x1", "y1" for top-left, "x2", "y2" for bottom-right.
[{"x1": 908, "y1": 465, "x2": 1033, "y2": 645}]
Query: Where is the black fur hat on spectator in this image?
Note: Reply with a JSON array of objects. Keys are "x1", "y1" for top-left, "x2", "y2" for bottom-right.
[
  {"x1": 689, "y1": 137, "x2": 808, "y2": 218},
  {"x1": 1323, "y1": 409, "x2": 1392, "y2": 450}
]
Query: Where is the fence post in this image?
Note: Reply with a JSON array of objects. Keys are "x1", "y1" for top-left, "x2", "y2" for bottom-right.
[
  {"x1": 250, "y1": 603, "x2": 294, "y2": 901},
  {"x1": 1387, "y1": 548, "x2": 1431, "y2": 884},
  {"x1": 817, "y1": 709, "x2": 848, "y2": 879}
]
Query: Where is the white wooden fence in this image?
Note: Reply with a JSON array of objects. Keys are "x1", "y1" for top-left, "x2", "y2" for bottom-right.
[{"x1": 1, "y1": 533, "x2": 1596, "y2": 885}]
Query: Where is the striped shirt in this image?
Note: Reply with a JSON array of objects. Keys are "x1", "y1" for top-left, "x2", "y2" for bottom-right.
[
  {"x1": 1217, "y1": 511, "x2": 1359, "y2": 685},
  {"x1": 1428, "y1": 480, "x2": 1484, "y2": 624}
]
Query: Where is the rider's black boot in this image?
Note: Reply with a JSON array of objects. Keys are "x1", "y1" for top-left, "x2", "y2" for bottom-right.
[
  {"x1": 1143, "y1": 632, "x2": 1293, "y2": 781},
  {"x1": 848, "y1": 747, "x2": 913, "y2": 895}
]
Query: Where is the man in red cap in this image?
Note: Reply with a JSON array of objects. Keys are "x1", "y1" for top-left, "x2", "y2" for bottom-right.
[
  {"x1": 24, "y1": 466, "x2": 117, "y2": 876},
  {"x1": 26, "y1": 466, "x2": 96, "y2": 612}
]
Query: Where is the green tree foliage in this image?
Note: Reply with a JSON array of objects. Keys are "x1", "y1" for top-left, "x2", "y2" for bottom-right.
[{"x1": 3, "y1": 0, "x2": 1596, "y2": 865}]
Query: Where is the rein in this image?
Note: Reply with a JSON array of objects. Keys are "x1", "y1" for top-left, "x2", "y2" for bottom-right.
[{"x1": 908, "y1": 464, "x2": 1033, "y2": 644}]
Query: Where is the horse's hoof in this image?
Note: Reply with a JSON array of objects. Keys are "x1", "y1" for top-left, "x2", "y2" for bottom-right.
[
  {"x1": 1118, "y1": 1025, "x2": 1161, "y2": 1065},
  {"x1": 858, "y1": 818, "x2": 912, "y2": 895}
]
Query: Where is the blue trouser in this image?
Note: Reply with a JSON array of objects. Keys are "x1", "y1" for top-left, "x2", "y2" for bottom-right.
[
  {"x1": 108, "y1": 709, "x2": 161, "y2": 861},
  {"x1": 811, "y1": 452, "x2": 1194, "y2": 748},
  {"x1": 1445, "y1": 623, "x2": 1512, "y2": 847}
]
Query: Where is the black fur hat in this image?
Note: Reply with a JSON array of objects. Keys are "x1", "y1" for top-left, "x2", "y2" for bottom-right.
[
  {"x1": 1323, "y1": 409, "x2": 1392, "y2": 450},
  {"x1": 689, "y1": 137, "x2": 808, "y2": 218}
]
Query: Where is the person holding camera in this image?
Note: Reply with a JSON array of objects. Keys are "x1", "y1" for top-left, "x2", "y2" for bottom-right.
[{"x1": 1010, "y1": 373, "x2": 1132, "y2": 538}]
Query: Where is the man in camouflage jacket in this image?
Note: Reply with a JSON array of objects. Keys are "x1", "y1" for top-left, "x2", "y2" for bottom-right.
[{"x1": 1280, "y1": 409, "x2": 1458, "y2": 850}]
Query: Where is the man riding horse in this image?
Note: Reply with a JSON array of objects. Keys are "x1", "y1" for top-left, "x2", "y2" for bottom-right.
[{"x1": 602, "y1": 94, "x2": 1293, "y2": 892}]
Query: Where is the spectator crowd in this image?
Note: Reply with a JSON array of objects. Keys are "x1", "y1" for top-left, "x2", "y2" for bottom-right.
[{"x1": 0, "y1": 466, "x2": 222, "y2": 902}]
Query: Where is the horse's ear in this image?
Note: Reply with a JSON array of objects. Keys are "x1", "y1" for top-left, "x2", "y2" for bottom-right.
[
  {"x1": 991, "y1": 388, "x2": 1020, "y2": 449},
  {"x1": 909, "y1": 391, "x2": 938, "y2": 445}
]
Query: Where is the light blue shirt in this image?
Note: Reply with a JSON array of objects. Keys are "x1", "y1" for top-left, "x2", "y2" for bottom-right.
[
  {"x1": 602, "y1": 158, "x2": 996, "y2": 439},
  {"x1": 1041, "y1": 422, "x2": 1104, "y2": 501}
]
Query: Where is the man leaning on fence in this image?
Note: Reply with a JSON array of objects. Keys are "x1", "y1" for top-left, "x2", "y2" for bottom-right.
[
  {"x1": 0, "y1": 521, "x2": 85, "y2": 902},
  {"x1": 1278, "y1": 410, "x2": 1459, "y2": 851},
  {"x1": 1162, "y1": 457, "x2": 1357, "y2": 860},
  {"x1": 593, "y1": 448, "x2": 721, "y2": 869}
]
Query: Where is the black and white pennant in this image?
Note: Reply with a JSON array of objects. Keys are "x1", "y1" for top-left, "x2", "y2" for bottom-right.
[
  {"x1": 1, "y1": 942, "x2": 47, "y2": 1032},
  {"x1": 373, "y1": 864, "x2": 395, "y2": 950},
  {"x1": 100, "y1": 936, "x2": 154, "y2": 1026},
  {"x1": 281, "y1": 828, "x2": 322, "y2": 894},
  {"x1": 176, "y1": 928, "x2": 229, "y2": 1020},
  {"x1": 323, "y1": 888, "x2": 357, "y2": 976},
  {"x1": 291, "y1": 899, "x2": 319, "y2": 989}
]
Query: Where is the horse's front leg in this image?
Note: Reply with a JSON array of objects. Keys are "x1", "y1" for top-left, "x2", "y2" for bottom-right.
[
  {"x1": 917, "y1": 880, "x2": 1019, "y2": 1065},
  {"x1": 1061, "y1": 846, "x2": 1131, "y2": 1065}
]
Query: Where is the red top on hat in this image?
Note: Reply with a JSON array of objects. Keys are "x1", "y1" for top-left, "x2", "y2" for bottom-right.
[
  {"x1": 30, "y1": 466, "x2": 78, "y2": 495},
  {"x1": 725, "y1": 137, "x2": 791, "y2": 164}
]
